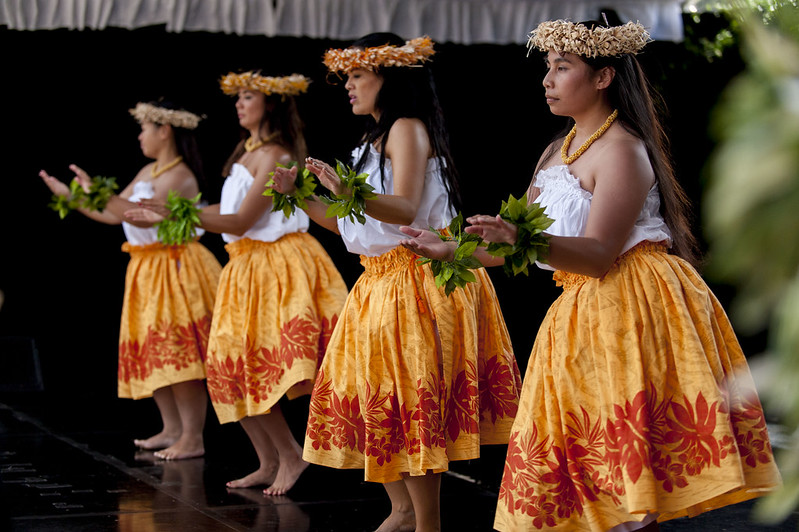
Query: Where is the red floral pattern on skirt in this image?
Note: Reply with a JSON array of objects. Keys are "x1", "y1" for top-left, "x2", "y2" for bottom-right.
[
  {"x1": 118, "y1": 315, "x2": 211, "y2": 383},
  {"x1": 306, "y1": 353, "x2": 520, "y2": 461},
  {"x1": 205, "y1": 313, "x2": 337, "y2": 405},
  {"x1": 498, "y1": 382, "x2": 774, "y2": 528}
]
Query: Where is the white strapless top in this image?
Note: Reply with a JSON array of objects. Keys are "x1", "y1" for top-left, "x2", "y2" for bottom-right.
[
  {"x1": 337, "y1": 144, "x2": 454, "y2": 257},
  {"x1": 533, "y1": 165, "x2": 672, "y2": 271},
  {"x1": 219, "y1": 163, "x2": 309, "y2": 243},
  {"x1": 122, "y1": 180, "x2": 206, "y2": 246}
]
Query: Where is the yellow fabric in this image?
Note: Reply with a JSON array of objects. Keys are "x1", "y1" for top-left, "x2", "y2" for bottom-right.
[
  {"x1": 118, "y1": 240, "x2": 222, "y2": 399},
  {"x1": 303, "y1": 246, "x2": 521, "y2": 483},
  {"x1": 205, "y1": 233, "x2": 348, "y2": 424},
  {"x1": 494, "y1": 243, "x2": 782, "y2": 531}
]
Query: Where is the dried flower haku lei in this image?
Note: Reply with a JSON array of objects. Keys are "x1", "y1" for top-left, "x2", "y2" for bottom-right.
[
  {"x1": 129, "y1": 102, "x2": 202, "y2": 130},
  {"x1": 219, "y1": 71, "x2": 310, "y2": 97},
  {"x1": 319, "y1": 161, "x2": 377, "y2": 224},
  {"x1": 264, "y1": 162, "x2": 318, "y2": 218},
  {"x1": 323, "y1": 36, "x2": 435, "y2": 74},
  {"x1": 155, "y1": 190, "x2": 202, "y2": 245},
  {"x1": 528, "y1": 20, "x2": 650, "y2": 58},
  {"x1": 48, "y1": 175, "x2": 119, "y2": 218},
  {"x1": 417, "y1": 213, "x2": 485, "y2": 296},
  {"x1": 486, "y1": 194, "x2": 554, "y2": 277}
]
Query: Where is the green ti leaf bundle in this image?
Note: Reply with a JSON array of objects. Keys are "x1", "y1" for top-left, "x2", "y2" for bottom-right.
[
  {"x1": 156, "y1": 190, "x2": 202, "y2": 245},
  {"x1": 48, "y1": 176, "x2": 119, "y2": 219},
  {"x1": 486, "y1": 194, "x2": 554, "y2": 276},
  {"x1": 417, "y1": 213, "x2": 485, "y2": 296},
  {"x1": 319, "y1": 160, "x2": 377, "y2": 224},
  {"x1": 263, "y1": 162, "x2": 318, "y2": 218}
]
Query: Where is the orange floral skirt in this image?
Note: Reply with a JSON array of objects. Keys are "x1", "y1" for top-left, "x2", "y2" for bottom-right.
[
  {"x1": 205, "y1": 233, "x2": 348, "y2": 424},
  {"x1": 303, "y1": 246, "x2": 521, "y2": 483},
  {"x1": 118, "y1": 240, "x2": 222, "y2": 399},
  {"x1": 494, "y1": 243, "x2": 782, "y2": 532}
]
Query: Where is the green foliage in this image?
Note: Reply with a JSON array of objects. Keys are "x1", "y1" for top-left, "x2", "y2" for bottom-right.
[
  {"x1": 263, "y1": 162, "x2": 318, "y2": 218},
  {"x1": 703, "y1": 2, "x2": 799, "y2": 523},
  {"x1": 417, "y1": 213, "x2": 485, "y2": 297},
  {"x1": 485, "y1": 194, "x2": 554, "y2": 277},
  {"x1": 48, "y1": 180, "x2": 86, "y2": 219},
  {"x1": 319, "y1": 160, "x2": 377, "y2": 224},
  {"x1": 156, "y1": 190, "x2": 202, "y2": 245},
  {"x1": 48, "y1": 176, "x2": 119, "y2": 218},
  {"x1": 82, "y1": 175, "x2": 119, "y2": 212}
]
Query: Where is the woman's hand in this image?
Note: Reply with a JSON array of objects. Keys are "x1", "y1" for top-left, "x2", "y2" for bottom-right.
[
  {"x1": 399, "y1": 226, "x2": 456, "y2": 261},
  {"x1": 38, "y1": 169, "x2": 71, "y2": 196},
  {"x1": 125, "y1": 207, "x2": 165, "y2": 224},
  {"x1": 306, "y1": 157, "x2": 347, "y2": 196},
  {"x1": 68, "y1": 164, "x2": 93, "y2": 193},
  {"x1": 136, "y1": 198, "x2": 170, "y2": 218},
  {"x1": 465, "y1": 214, "x2": 518, "y2": 245},
  {"x1": 269, "y1": 165, "x2": 298, "y2": 195}
]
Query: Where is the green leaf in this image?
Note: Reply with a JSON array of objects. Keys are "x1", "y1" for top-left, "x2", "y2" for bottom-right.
[
  {"x1": 155, "y1": 190, "x2": 203, "y2": 245},
  {"x1": 485, "y1": 194, "x2": 554, "y2": 277}
]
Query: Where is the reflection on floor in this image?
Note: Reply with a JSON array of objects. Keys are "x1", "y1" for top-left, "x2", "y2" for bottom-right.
[{"x1": 1, "y1": 392, "x2": 796, "y2": 531}]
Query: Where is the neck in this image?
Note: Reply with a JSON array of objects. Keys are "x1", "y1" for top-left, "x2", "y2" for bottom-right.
[
  {"x1": 573, "y1": 106, "x2": 615, "y2": 136},
  {"x1": 250, "y1": 126, "x2": 270, "y2": 141},
  {"x1": 154, "y1": 147, "x2": 180, "y2": 165}
]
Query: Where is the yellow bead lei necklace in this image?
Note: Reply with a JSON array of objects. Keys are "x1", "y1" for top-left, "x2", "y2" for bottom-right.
[
  {"x1": 244, "y1": 132, "x2": 279, "y2": 152},
  {"x1": 561, "y1": 109, "x2": 618, "y2": 164},
  {"x1": 151, "y1": 156, "x2": 183, "y2": 178}
]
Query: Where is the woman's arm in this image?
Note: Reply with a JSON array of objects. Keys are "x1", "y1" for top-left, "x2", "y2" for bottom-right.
[
  {"x1": 268, "y1": 165, "x2": 341, "y2": 234},
  {"x1": 536, "y1": 139, "x2": 654, "y2": 277},
  {"x1": 196, "y1": 148, "x2": 283, "y2": 236},
  {"x1": 308, "y1": 118, "x2": 428, "y2": 226}
]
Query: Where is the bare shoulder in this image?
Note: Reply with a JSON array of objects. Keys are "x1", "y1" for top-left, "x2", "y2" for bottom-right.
[
  {"x1": 595, "y1": 129, "x2": 654, "y2": 189},
  {"x1": 153, "y1": 163, "x2": 199, "y2": 197},
  {"x1": 248, "y1": 143, "x2": 293, "y2": 180},
  {"x1": 386, "y1": 118, "x2": 431, "y2": 158}
]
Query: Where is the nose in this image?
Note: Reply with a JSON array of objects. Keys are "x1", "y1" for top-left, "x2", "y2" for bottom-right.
[
  {"x1": 345, "y1": 76, "x2": 354, "y2": 91},
  {"x1": 543, "y1": 70, "x2": 553, "y2": 88}
]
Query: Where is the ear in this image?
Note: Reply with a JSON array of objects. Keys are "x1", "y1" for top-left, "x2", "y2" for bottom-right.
[
  {"x1": 157, "y1": 123, "x2": 173, "y2": 140},
  {"x1": 596, "y1": 66, "x2": 616, "y2": 90}
]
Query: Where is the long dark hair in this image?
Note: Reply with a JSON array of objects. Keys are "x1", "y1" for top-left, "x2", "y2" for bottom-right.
[
  {"x1": 221, "y1": 85, "x2": 307, "y2": 177},
  {"x1": 147, "y1": 99, "x2": 207, "y2": 191},
  {"x1": 535, "y1": 22, "x2": 700, "y2": 267},
  {"x1": 348, "y1": 32, "x2": 462, "y2": 211}
]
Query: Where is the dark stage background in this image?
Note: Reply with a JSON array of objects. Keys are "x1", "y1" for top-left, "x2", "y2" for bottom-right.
[{"x1": 0, "y1": 17, "x2": 758, "y2": 460}]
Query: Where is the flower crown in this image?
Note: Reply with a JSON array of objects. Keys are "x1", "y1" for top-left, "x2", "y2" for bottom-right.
[
  {"x1": 323, "y1": 36, "x2": 435, "y2": 74},
  {"x1": 527, "y1": 20, "x2": 650, "y2": 58},
  {"x1": 219, "y1": 72, "x2": 310, "y2": 97},
  {"x1": 129, "y1": 102, "x2": 202, "y2": 130}
]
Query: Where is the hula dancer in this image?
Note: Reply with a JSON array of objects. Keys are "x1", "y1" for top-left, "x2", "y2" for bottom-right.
[
  {"x1": 271, "y1": 33, "x2": 521, "y2": 532},
  {"x1": 40, "y1": 100, "x2": 222, "y2": 461}
]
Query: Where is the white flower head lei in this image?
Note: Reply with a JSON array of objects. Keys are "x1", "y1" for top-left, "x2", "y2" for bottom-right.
[
  {"x1": 527, "y1": 19, "x2": 651, "y2": 58},
  {"x1": 129, "y1": 102, "x2": 202, "y2": 130}
]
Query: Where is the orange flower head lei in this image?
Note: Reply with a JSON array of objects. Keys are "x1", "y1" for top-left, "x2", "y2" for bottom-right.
[
  {"x1": 219, "y1": 71, "x2": 310, "y2": 97},
  {"x1": 323, "y1": 36, "x2": 436, "y2": 75},
  {"x1": 129, "y1": 102, "x2": 202, "y2": 130},
  {"x1": 527, "y1": 20, "x2": 650, "y2": 58}
]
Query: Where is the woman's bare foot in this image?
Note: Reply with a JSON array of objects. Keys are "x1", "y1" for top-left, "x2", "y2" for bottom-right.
[
  {"x1": 263, "y1": 455, "x2": 309, "y2": 496},
  {"x1": 375, "y1": 509, "x2": 416, "y2": 532},
  {"x1": 153, "y1": 434, "x2": 205, "y2": 461},
  {"x1": 134, "y1": 430, "x2": 179, "y2": 450},
  {"x1": 226, "y1": 465, "x2": 278, "y2": 489}
]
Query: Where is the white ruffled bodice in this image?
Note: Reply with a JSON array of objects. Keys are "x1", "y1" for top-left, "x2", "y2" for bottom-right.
[
  {"x1": 122, "y1": 180, "x2": 206, "y2": 246},
  {"x1": 337, "y1": 144, "x2": 454, "y2": 257},
  {"x1": 220, "y1": 163, "x2": 309, "y2": 243},
  {"x1": 533, "y1": 165, "x2": 672, "y2": 271}
]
